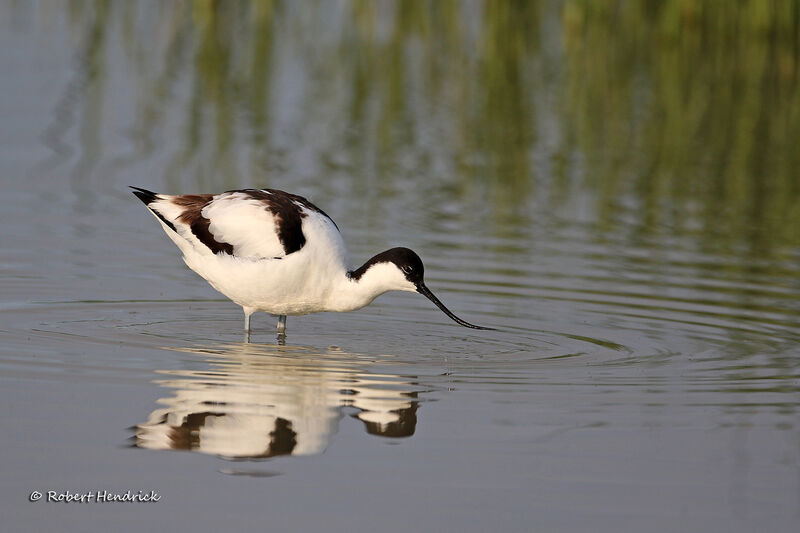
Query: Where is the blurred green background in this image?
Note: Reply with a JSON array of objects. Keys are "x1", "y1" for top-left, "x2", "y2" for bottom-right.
[{"x1": 26, "y1": 0, "x2": 800, "y2": 257}]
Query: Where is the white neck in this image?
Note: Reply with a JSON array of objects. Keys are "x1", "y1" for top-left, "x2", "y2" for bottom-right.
[{"x1": 326, "y1": 262, "x2": 415, "y2": 312}]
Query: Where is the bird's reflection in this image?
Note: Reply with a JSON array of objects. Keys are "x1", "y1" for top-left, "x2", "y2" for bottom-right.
[{"x1": 134, "y1": 342, "x2": 422, "y2": 460}]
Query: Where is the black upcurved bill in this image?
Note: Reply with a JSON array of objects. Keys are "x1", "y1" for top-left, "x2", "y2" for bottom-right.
[{"x1": 416, "y1": 283, "x2": 494, "y2": 330}]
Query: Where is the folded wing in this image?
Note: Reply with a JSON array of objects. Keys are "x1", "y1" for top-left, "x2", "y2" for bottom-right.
[{"x1": 131, "y1": 187, "x2": 334, "y2": 260}]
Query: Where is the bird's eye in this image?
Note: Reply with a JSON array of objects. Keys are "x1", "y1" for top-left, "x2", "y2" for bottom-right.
[{"x1": 402, "y1": 265, "x2": 412, "y2": 274}]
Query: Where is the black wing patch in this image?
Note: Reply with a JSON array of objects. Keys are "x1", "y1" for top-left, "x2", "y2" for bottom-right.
[
  {"x1": 173, "y1": 194, "x2": 235, "y2": 255},
  {"x1": 239, "y1": 189, "x2": 339, "y2": 256},
  {"x1": 130, "y1": 186, "x2": 178, "y2": 233},
  {"x1": 131, "y1": 187, "x2": 234, "y2": 255}
]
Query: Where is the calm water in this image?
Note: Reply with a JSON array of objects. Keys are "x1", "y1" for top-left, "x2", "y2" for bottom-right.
[{"x1": 1, "y1": 2, "x2": 799, "y2": 531}]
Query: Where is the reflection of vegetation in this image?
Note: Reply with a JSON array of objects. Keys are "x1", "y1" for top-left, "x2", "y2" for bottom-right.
[
  {"x1": 40, "y1": 0, "x2": 800, "y2": 255},
  {"x1": 562, "y1": 1, "x2": 800, "y2": 255}
]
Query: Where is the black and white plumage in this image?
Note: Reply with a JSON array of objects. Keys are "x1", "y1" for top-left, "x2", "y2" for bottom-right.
[{"x1": 131, "y1": 186, "x2": 492, "y2": 336}]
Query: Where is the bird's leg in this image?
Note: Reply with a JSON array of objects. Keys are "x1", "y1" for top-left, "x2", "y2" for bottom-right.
[
  {"x1": 243, "y1": 308, "x2": 254, "y2": 343},
  {"x1": 243, "y1": 310, "x2": 254, "y2": 332},
  {"x1": 276, "y1": 315, "x2": 287, "y2": 345}
]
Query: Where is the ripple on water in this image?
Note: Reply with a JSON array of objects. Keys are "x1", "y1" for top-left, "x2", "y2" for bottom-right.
[{"x1": 1, "y1": 221, "x2": 798, "y2": 398}]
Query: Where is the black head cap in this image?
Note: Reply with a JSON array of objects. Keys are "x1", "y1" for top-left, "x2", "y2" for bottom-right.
[
  {"x1": 348, "y1": 247, "x2": 425, "y2": 284},
  {"x1": 387, "y1": 247, "x2": 425, "y2": 285}
]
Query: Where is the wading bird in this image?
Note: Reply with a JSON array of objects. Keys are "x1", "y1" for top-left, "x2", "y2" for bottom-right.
[{"x1": 131, "y1": 187, "x2": 492, "y2": 339}]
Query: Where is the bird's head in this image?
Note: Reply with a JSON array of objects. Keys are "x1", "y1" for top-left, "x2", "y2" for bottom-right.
[{"x1": 349, "y1": 247, "x2": 493, "y2": 330}]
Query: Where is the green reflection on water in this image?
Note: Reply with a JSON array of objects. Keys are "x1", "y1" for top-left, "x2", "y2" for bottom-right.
[
  {"x1": 562, "y1": 1, "x2": 800, "y2": 256},
  {"x1": 40, "y1": 0, "x2": 800, "y2": 257}
]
